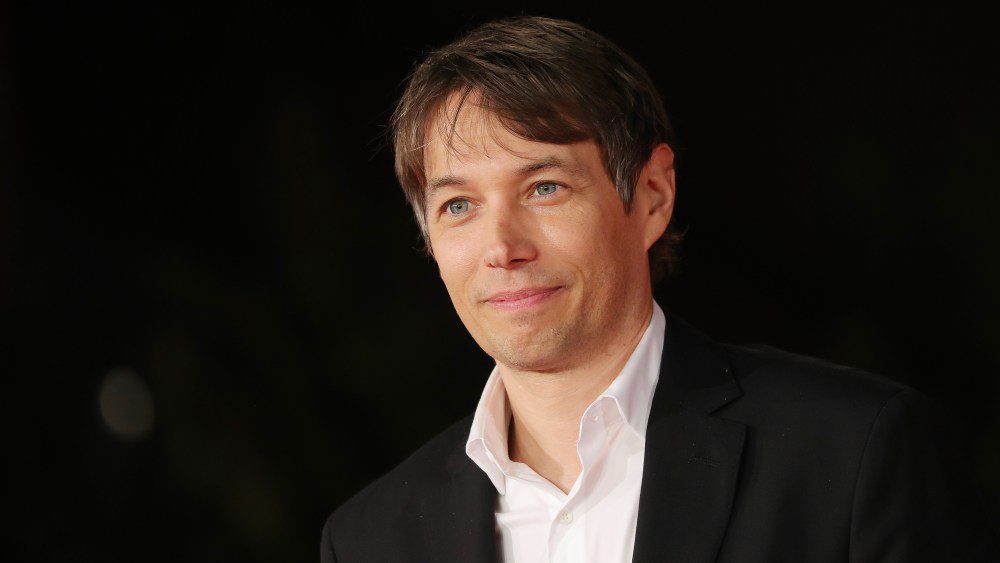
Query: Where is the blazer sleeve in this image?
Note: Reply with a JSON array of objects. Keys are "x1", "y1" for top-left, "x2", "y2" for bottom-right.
[{"x1": 848, "y1": 388, "x2": 999, "y2": 562}]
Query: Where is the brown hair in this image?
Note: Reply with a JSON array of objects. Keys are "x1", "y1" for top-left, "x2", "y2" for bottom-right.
[{"x1": 390, "y1": 15, "x2": 684, "y2": 282}]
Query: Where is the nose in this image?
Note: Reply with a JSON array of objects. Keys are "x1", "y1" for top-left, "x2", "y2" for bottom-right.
[{"x1": 482, "y1": 204, "x2": 537, "y2": 270}]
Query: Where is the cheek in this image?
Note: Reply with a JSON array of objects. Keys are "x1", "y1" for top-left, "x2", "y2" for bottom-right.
[
  {"x1": 431, "y1": 231, "x2": 479, "y2": 299},
  {"x1": 537, "y1": 200, "x2": 633, "y2": 273}
]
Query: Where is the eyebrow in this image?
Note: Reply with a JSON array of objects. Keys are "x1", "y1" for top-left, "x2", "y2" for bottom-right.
[{"x1": 425, "y1": 155, "x2": 587, "y2": 196}]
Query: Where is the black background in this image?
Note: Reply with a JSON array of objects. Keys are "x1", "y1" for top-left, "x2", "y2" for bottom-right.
[{"x1": 4, "y1": 3, "x2": 998, "y2": 561}]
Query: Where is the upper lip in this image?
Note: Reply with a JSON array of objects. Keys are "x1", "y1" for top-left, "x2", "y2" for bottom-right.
[{"x1": 484, "y1": 286, "x2": 561, "y2": 303}]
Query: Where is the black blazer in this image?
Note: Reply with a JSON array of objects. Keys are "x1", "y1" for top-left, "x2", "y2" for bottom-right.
[{"x1": 321, "y1": 313, "x2": 998, "y2": 562}]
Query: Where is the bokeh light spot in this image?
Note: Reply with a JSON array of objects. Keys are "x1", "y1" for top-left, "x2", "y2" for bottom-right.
[{"x1": 99, "y1": 367, "x2": 155, "y2": 441}]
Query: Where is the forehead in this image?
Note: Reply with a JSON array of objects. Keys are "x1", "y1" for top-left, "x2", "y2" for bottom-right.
[{"x1": 422, "y1": 92, "x2": 596, "y2": 182}]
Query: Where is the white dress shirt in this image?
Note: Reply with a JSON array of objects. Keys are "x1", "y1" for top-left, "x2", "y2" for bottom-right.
[{"x1": 465, "y1": 301, "x2": 666, "y2": 563}]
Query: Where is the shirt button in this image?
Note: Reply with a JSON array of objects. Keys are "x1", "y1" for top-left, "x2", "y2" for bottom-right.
[
  {"x1": 590, "y1": 412, "x2": 601, "y2": 422},
  {"x1": 558, "y1": 510, "x2": 573, "y2": 524}
]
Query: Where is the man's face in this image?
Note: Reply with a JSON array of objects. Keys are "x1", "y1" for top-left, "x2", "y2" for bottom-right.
[{"x1": 423, "y1": 97, "x2": 669, "y2": 372}]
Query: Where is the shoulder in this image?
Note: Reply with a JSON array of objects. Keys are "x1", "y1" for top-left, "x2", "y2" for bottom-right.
[
  {"x1": 710, "y1": 340, "x2": 959, "y2": 450},
  {"x1": 321, "y1": 413, "x2": 475, "y2": 546},
  {"x1": 721, "y1": 340, "x2": 921, "y2": 415},
  {"x1": 698, "y1": 333, "x2": 998, "y2": 557}
]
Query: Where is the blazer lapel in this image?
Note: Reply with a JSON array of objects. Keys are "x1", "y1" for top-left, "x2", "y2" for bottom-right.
[
  {"x1": 425, "y1": 427, "x2": 500, "y2": 563},
  {"x1": 632, "y1": 312, "x2": 747, "y2": 563}
]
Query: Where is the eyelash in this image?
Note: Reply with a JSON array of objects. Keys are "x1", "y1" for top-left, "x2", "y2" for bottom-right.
[{"x1": 440, "y1": 182, "x2": 565, "y2": 216}]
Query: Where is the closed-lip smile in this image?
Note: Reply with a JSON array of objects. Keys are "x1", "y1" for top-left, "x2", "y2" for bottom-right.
[{"x1": 484, "y1": 286, "x2": 563, "y2": 311}]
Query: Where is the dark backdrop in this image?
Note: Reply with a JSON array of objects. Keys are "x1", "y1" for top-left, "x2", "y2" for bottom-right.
[{"x1": 3, "y1": 3, "x2": 998, "y2": 561}]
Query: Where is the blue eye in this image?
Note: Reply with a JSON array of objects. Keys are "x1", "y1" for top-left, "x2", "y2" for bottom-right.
[
  {"x1": 447, "y1": 199, "x2": 471, "y2": 215},
  {"x1": 535, "y1": 182, "x2": 559, "y2": 196}
]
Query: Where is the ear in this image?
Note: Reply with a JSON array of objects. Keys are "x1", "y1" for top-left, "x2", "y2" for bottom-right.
[{"x1": 635, "y1": 143, "x2": 676, "y2": 250}]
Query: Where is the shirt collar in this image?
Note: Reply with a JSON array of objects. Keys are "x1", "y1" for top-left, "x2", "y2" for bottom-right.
[
  {"x1": 465, "y1": 300, "x2": 667, "y2": 495},
  {"x1": 465, "y1": 369, "x2": 511, "y2": 494}
]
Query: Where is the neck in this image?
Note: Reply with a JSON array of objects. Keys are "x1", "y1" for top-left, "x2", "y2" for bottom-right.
[{"x1": 500, "y1": 296, "x2": 654, "y2": 493}]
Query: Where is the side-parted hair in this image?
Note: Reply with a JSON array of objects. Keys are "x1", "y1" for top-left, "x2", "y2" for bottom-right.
[{"x1": 390, "y1": 15, "x2": 684, "y2": 282}]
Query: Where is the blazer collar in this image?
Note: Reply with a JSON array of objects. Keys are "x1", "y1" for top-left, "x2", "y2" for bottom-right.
[
  {"x1": 436, "y1": 309, "x2": 745, "y2": 563},
  {"x1": 651, "y1": 310, "x2": 744, "y2": 419}
]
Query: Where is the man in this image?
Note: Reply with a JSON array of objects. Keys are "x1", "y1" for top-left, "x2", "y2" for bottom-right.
[{"x1": 321, "y1": 16, "x2": 997, "y2": 562}]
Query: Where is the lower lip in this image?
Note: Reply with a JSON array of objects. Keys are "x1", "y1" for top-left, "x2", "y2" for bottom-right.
[{"x1": 487, "y1": 287, "x2": 562, "y2": 312}]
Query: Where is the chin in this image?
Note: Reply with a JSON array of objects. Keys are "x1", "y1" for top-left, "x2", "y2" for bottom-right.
[{"x1": 488, "y1": 324, "x2": 572, "y2": 371}]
